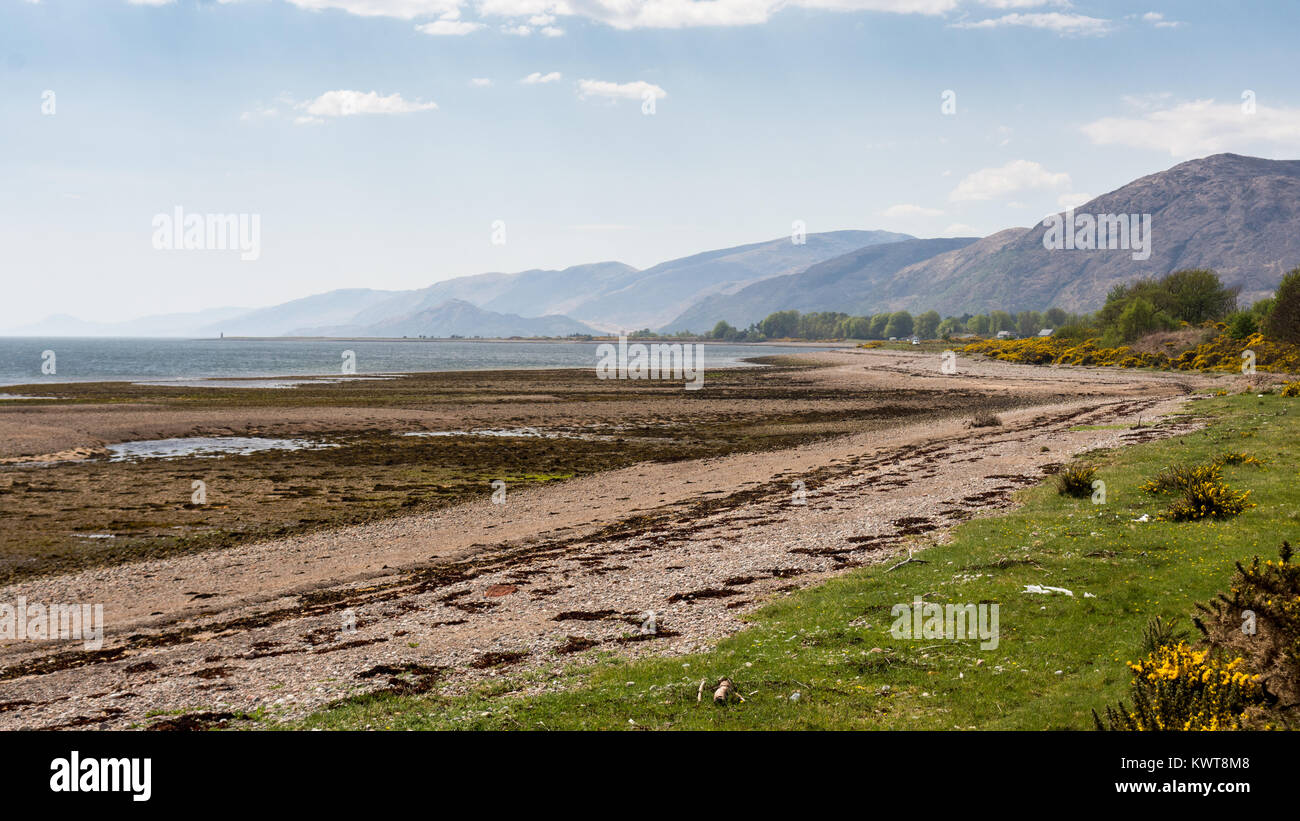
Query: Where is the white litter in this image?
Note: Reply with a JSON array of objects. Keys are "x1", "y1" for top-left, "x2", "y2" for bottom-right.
[{"x1": 1023, "y1": 584, "x2": 1074, "y2": 597}]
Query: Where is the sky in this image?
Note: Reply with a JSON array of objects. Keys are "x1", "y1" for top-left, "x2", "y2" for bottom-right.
[{"x1": 2, "y1": 0, "x2": 1299, "y2": 330}]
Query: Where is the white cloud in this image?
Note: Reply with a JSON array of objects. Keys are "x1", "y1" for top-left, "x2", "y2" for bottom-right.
[
  {"x1": 521, "y1": 71, "x2": 562, "y2": 84},
  {"x1": 1140, "y1": 11, "x2": 1183, "y2": 28},
  {"x1": 417, "y1": 18, "x2": 484, "y2": 33},
  {"x1": 577, "y1": 79, "x2": 668, "y2": 101},
  {"x1": 977, "y1": 0, "x2": 1067, "y2": 7},
  {"x1": 948, "y1": 159, "x2": 1071, "y2": 202},
  {"x1": 476, "y1": 0, "x2": 958, "y2": 31},
  {"x1": 882, "y1": 203, "x2": 943, "y2": 217},
  {"x1": 297, "y1": 90, "x2": 438, "y2": 122},
  {"x1": 469, "y1": 77, "x2": 493, "y2": 87},
  {"x1": 286, "y1": 0, "x2": 462, "y2": 19},
  {"x1": 127, "y1": 0, "x2": 176, "y2": 6},
  {"x1": 1056, "y1": 191, "x2": 1091, "y2": 209},
  {"x1": 952, "y1": 12, "x2": 1112, "y2": 36},
  {"x1": 944, "y1": 222, "x2": 979, "y2": 234},
  {"x1": 1082, "y1": 99, "x2": 1300, "y2": 157}
]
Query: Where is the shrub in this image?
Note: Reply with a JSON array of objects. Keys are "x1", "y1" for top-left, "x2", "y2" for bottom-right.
[
  {"x1": 1093, "y1": 643, "x2": 1265, "y2": 731},
  {"x1": 1159, "y1": 479, "x2": 1253, "y2": 522},
  {"x1": 1283, "y1": 382, "x2": 1300, "y2": 397},
  {"x1": 1212, "y1": 452, "x2": 1265, "y2": 467},
  {"x1": 970, "y1": 411, "x2": 1002, "y2": 428},
  {"x1": 1055, "y1": 464, "x2": 1097, "y2": 498},
  {"x1": 1226, "y1": 311, "x2": 1260, "y2": 339},
  {"x1": 1140, "y1": 463, "x2": 1222, "y2": 495},
  {"x1": 1194, "y1": 542, "x2": 1300, "y2": 722}
]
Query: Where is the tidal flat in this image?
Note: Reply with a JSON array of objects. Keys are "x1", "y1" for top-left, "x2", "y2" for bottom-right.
[{"x1": 0, "y1": 356, "x2": 1027, "y2": 583}]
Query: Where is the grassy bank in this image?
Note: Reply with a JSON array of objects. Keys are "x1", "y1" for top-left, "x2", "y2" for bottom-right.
[{"x1": 294, "y1": 392, "x2": 1297, "y2": 730}]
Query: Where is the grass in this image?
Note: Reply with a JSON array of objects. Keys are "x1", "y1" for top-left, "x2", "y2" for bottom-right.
[{"x1": 289, "y1": 393, "x2": 1298, "y2": 731}]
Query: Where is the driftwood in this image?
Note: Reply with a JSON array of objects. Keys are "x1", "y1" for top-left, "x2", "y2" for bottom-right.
[{"x1": 885, "y1": 549, "x2": 929, "y2": 572}]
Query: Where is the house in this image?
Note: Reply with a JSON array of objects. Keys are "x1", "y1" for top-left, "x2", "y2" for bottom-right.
[
  {"x1": 1037, "y1": 328, "x2": 1054, "y2": 337},
  {"x1": 995, "y1": 330, "x2": 1017, "y2": 340}
]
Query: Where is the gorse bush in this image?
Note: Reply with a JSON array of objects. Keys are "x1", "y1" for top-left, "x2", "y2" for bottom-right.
[
  {"x1": 1093, "y1": 643, "x2": 1265, "y2": 731},
  {"x1": 1055, "y1": 464, "x2": 1097, "y2": 498},
  {"x1": 1283, "y1": 382, "x2": 1300, "y2": 398},
  {"x1": 1140, "y1": 463, "x2": 1223, "y2": 495},
  {"x1": 964, "y1": 329, "x2": 1300, "y2": 373},
  {"x1": 1194, "y1": 541, "x2": 1300, "y2": 723},
  {"x1": 1212, "y1": 451, "x2": 1265, "y2": 468},
  {"x1": 1099, "y1": 542, "x2": 1300, "y2": 731},
  {"x1": 1159, "y1": 479, "x2": 1254, "y2": 522}
]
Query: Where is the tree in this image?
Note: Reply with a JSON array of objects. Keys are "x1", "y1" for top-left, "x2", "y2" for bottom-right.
[
  {"x1": 1162, "y1": 269, "x2": 1239, "y2": 324},
  {"x1": 868, "y1": 313, "x2": 891, "y2": 339},
  {"x1": 1113, "y1": 297, "x2": 1174, "y2": 343},
  {"x1": 842, "y1": 315, "x2": 872, "y2": 339},
  {"x1": 759, "y1": 310, "x2": 800, "y2": 339},
  {"x1": 966, "y1": 314, "x2": 991, "y2": 335},
  {"x1": 1263, "y1": 267, "x2": 1300, "y2": 343},
  {"x1": 711, "y1": 320, "x2": 737, "y2": 340},
  {"x1": 989, "y1": 311, "x2": 1014, "y2": 333},
  {"x1": 937, "y1": 317, "x2": 962, "y2": 338},
  {"x1": 884, "y1": 311, "x2": 914, "y2": 339},
  {"x1": 1016, "y1": 310, "x2": 1043, "y2": 337},
  {"x1": 1044, "y1": 307, "x2": 1069, "y2": 327},
  {"x1": 915, "y1": 310, "x2": 941, "y2": 339}
]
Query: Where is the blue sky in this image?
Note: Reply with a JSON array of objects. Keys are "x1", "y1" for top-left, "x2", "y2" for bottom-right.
[{"x1": 2, "y1": 0, "x2": 1299, "y2": 329}]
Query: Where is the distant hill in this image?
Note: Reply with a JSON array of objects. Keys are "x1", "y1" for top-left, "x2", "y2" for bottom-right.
[
  {"x1": 874, "y1": 154, "x2": 1300, "y2": 315},
  {"x1": 346, "y1": 299, "x2": 597, "y2": 338},
  {"x1": 663, "y1": 237, "x2": 978, "y2": 332},
  {"x1": 561, "y1": 230, "x2": 911, "y2": 330},
  {"x1": 197, "y1": 289, "x2": 398, "y2": 338},
  {"x1": 304, "y1": 230, "x2": 912, "y2": 335}
]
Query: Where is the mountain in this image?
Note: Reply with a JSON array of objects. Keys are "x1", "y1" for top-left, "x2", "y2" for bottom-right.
[
  {"x1": 352, "y1": 299, "x2": 597, "y2": 338},
  {"x1": 560, "y1": 230, "x2": 911, "y2": 330},
  {"x1": 197, "y1": 289, "x2": 399, "y2": 337},
  {"x1": 302, "y1": 230, "x2": 911, "y2": 336},
  {"x1": 663, "y1": 237, "x2": 978, "y2": 331},
  {"x1": 330, "y1": 262, "x2": 637, "y2": 334},
  {"x1": 874, "y1": 154, "x2": 1300, "y2": 315}
]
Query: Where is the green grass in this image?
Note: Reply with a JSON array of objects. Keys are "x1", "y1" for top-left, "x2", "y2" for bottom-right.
[{"x1": 291, "y1": 394, "x2": 1298, "y2": 731}]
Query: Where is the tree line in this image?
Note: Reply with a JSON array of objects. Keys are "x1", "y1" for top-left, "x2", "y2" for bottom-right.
[{"x1": 701, "y1": 267, "x2": 1300, "y2": 345}]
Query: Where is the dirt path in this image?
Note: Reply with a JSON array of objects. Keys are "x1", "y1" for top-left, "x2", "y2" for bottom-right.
[{"x1": 0, "y1": 350, "x2": 1226, "y2": 729}]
